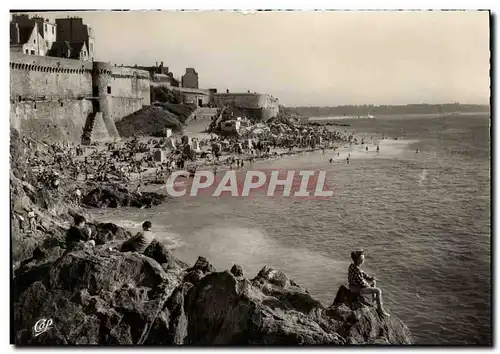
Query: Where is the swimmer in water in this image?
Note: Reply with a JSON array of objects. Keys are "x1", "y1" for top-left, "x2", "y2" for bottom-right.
[
  {"x1": 416, "y1": 149, "x2": 419, "y2": 154},
  {"x1": 377, "y1": 145, "x2": 380, "y2": 153},
  {"x1": 329, "y1": 158, "x2": 333, "y2": 163},
  {"x1": 346, "y1": 157, "x2": 350, "y2": 164},
  {"x1": 366, "y1": 146, "x2": 369, "y2": 152}
]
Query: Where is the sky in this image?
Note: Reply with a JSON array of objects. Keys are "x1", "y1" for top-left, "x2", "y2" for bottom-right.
[{"x1": 12, "y1": 10, "x2": 490, "y2": 106}]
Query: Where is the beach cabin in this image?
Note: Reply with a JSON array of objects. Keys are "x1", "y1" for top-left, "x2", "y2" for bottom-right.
[
  {"x1": 153, "y1": 150, "x2": 166, "y2": 162},
  {"x1": 191, "y1": 139, "x2": 201, "y2": 152}
]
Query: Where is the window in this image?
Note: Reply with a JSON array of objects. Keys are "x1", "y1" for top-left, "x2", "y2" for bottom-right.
[
  {"x1": 107, "y1": 86, "x2": 111, "y2": 94},
  {"x1": 30, "y1": 50, "x2": 35, "y2": 55},
  {"x1": 45, "y1": 24, "x2": 47, "y2": 32},
  {"x1": 90, "y1": 43, "x2": 93, "y2": 51},
  {"x1": 25, "y1": 49, "x2": 29, "y2": 54},
  {"x1": 52, "y1": 27, "x2": 54, "y2": 34},
  {"x1": 45, "y1": 40, "x2": 48, "y2": 47},
  {"x1": 33, "y1": 39, "x2": 36, "y2": 44}
]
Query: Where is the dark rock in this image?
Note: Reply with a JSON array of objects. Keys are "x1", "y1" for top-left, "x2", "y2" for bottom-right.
[
  {"x1": 91, "y1": 222, "x2": 132, "y2": 245},
  {"x1": 183, "y1": 257, "x2": 215, "y2": 284},
  {"x1": 331, "y1": 284, "x2": 372, "y2": 309},
  {"x1": 191, "y1": 256, "x2": 215, "y2": 273},
  {"x1": 323, "y1": 286, "x2": 413, "y2": 344},
  {"x1": 13, "y1": 248, "x2": 178, "y2": 345},
  {"x1": 252, "y1": 266, "x2": 324, "y2": 315},
  {"x1": 143, "y1": 240, "x2": 188, "y2": 270},
  {"x1": 82, "y1": 184, "x2": 166, "y2": 209},
  {"x1": 184, "y1": 270, "x2": 344, "y2": 345},
  {"x1": 230, "y1": 264, "x2": 243, "y2": 277}
]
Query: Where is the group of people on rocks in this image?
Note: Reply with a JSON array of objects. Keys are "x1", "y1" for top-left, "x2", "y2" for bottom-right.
[
  {"x1": 63, "y1": 213, "x2": 391, "y2": 318},
  {"x1": 65, "y1": 215, "x2": 155, "y2": 255}
]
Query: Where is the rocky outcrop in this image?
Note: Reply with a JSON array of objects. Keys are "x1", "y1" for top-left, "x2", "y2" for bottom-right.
[
  {"x1": 10, "y1": 128, "x2": 412, "y2": 346},
  {"x1": 82, "y1": 184, "x2": 167, "y2": 209},
  {"x1": 13, "y1": 245, "x2": 412, "y2": 345}
]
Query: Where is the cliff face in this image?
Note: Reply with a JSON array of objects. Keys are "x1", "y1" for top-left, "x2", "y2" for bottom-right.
[{"x1": 13, "y1": 240, "x2": 412, "y2": 345}]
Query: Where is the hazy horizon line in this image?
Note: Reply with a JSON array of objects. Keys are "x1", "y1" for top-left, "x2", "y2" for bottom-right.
[{"x1": 283, "y1": 102, "x2": 490, "y2": 107}]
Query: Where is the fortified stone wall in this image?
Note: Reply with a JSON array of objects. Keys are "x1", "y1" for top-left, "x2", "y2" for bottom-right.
[
  {"x1": 10, "y1": 52, "x2": 93, "y2": 101},
  {"x1": 9, "y1": 53, "x2": 151, "y2": 142},
  {"x1": 110, "y1": 97, "x2": 143, "y2": 122},
  {"x1": 213, "y1": 93, "x2": 280, "y2": 121},
  {"x1": 110, "y1": 66, "x2": 151, "y2": 106},
  {"x1": 10, "y1": 100, "x2": 93, "y2": 142}
]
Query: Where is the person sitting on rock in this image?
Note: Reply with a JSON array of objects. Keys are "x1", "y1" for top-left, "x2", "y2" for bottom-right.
[
  {"x1": 120, "y1": 221, "x2": 155, "y2": 254},
  {"x1": 348, "y1": 249, "x2": 390, "y2": 317},
  {"x1": 66, "y1": 215, "x2": 91, "y2": 250}
]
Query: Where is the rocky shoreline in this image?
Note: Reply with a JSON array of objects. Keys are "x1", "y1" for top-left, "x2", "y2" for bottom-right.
[
  {"x1": 14, "y1": 239, "x2": 412, "y2": 345},
  {"x1": 10, "y1": 128, "x2": 412, "y2": 345}
]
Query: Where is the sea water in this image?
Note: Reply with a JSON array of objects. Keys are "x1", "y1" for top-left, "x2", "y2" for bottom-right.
[{"x1": 91, "y1": 113, "x2": 491, "y2": 344}]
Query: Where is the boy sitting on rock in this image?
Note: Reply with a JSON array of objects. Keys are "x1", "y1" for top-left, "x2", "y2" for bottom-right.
[
  {"x1": 120, "y1": 221, "x2": 155, "y2": 254},
  {"x1": 65, "y1": 215, "x2": 93, "y2": 250},
  {"x1": 348, "y1": 249, "x2": 390, "y2": 317}
]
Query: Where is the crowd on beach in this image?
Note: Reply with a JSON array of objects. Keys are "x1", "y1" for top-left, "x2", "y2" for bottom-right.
[
  {"x1": 13, "y1": 109, "x2": 398, "y2": 245},
  {"x1": 16, "y1": 112, "x2": 391, "y2": 203}
]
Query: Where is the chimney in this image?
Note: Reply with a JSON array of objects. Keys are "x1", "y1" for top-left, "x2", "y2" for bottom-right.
[{"x1": 13, "y1": 23, "x2": 20, "y2": 44}]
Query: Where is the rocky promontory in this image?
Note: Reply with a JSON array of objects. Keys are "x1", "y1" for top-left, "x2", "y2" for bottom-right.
[{"x1": 13, "y1": 237, "x2": 412, "y2": 345}]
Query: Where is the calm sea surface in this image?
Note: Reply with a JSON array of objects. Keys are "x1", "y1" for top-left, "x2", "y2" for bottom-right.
[{"x1": 92, "y1": 113, "x2": 491, "y2": 345}]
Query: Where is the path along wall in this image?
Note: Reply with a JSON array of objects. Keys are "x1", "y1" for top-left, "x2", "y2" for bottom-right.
[{"x1": 10, "y1": 53, "x2": 151, "y2": 142}]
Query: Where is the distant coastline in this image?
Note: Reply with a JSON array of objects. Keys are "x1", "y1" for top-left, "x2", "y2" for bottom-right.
[
  {"x1": 306, "y1": 111, "x2": 490, "y2": 121},
  {"x1": 283, "y1": 104, "x2": 490, "y2": 118}
]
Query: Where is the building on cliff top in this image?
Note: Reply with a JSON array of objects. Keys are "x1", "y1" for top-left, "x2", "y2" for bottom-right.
[
  {"x1": 46, "y1": 41, "x2": 89, "y2": 60},
  {"x1": 55, "y1": 17, "x2": 95, "y2": 61},
  {"x1": 181, "y1": 68, "x2": 199, "y2": 89},
  {"x1": 10, "y1": 14, "x2": 93, "y2": 61},
  {"x1": 10, "y1": 14, "x2": 56, "y2": 56},
  {"x1": 131, "y1": 62, "x2": 180, "y2": 87}
]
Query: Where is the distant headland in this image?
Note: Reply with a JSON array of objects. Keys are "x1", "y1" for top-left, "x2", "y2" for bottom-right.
[{"x1": 283, "y1": 103, "x2": 489, "y2": 118}]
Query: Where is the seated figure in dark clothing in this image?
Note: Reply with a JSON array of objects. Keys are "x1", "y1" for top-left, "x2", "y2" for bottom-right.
[
  {"x1": 66, "y1": 215, "x2": 91, "y2": 249},
  {"x1": 120, "y1": 221, "x2": 155, "y2": 254}
]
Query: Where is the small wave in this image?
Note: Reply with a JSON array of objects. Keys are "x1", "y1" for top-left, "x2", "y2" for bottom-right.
[
  {"x1": 155, "y1": 229, "x2": 185, "y2": 250},
  {"x1": 419, "y1": 169, "x2": 429, "y2": 186},
  {"x1": 114, "y1": 220, "x2": 144, "y2": 229}
]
